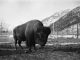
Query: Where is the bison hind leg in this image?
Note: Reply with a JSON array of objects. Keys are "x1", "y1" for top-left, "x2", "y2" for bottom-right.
[
  {"x1": 15, "y1": 39, "x2": 18, "y2": 50},
  {"x1": 18, "y1": 40, "x2": 23, "y2": 49}
]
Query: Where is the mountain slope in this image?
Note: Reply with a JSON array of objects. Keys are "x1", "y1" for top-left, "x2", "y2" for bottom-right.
[
  {"x1": 54, "y1": 6, "x2": 80, "y2": 31},
  {"x1": 42, "y1": 9, "x2": 70, "y2": 26}
]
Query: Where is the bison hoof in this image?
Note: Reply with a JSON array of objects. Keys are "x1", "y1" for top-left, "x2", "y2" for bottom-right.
[
  {"x1": 25, "y1": 50, "x2": 32, "y2": 53},
  {"x1": 39, "y1": 46, "x2": 44, "y2": 49}
]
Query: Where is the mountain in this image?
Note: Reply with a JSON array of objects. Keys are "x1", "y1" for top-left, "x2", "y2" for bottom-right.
[
  {"x1": 54, "y1": 6, "x2": 80, "y2": 31},
  {"x1": 42, "y1": 9, "x2": 70, "y2": 26}
]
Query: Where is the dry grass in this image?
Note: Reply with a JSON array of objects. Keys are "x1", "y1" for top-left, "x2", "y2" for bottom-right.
[
  {"x1": 0, "y1": 43, "x2": 80, "y2": 60},
  {"x1": 0, "y1": 38, "x2": 80, "y2": 60}
]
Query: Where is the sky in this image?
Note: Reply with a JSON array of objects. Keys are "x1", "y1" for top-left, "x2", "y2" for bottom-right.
[{"x1": 0, "y1": 0, "x2": 80, "y2": 30}]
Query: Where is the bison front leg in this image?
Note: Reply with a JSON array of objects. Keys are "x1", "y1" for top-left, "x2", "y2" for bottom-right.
[
  {"x1": 25, "y1": 40, "x2": 32, "y2": 53},
  {"x1": 25, "y1": 40, "x2": 36, "y2": 53}
]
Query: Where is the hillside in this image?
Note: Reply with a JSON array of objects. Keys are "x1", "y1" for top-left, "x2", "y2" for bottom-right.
[
  {"x1": 54, "y1": 6, "x2": 80, "y2": 31},
  {"x1": 42, "y1": 9, "x2": 70, "y2": 26}
]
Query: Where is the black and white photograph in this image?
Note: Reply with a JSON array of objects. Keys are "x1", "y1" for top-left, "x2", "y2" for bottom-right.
[{"x1": 0, "y1": 0, "x2": 80, "y2": 60}]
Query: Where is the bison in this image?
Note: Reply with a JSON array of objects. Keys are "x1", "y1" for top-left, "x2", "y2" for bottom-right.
[{"x1": 13, "y1": 20, "x2": 51, "y2": 52}]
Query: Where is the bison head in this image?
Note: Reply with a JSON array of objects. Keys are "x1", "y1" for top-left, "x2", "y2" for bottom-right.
[{"x1": 35, "y1": 27, "x2": 51, "y2": 47}]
